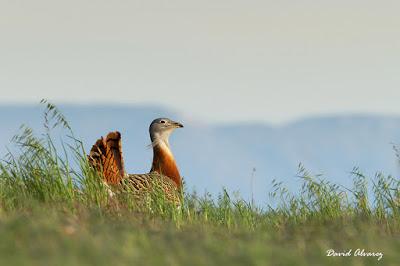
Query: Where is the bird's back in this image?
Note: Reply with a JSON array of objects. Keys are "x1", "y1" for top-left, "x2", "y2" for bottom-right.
[{"x1": 118, "y1": 172, "x2": 181, "y2": 205}]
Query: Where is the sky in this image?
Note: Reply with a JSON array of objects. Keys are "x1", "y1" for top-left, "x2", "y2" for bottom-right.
[{"x1": 1, "y1": 0, "x2": 399, "y2": 124}]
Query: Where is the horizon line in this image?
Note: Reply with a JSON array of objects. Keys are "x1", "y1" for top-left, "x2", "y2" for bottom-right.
[{"x1": 1, "y1": 102, "x2": 400, "y2": 127}]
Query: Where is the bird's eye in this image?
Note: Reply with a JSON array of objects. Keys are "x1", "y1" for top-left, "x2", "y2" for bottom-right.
[{"x1": 160, "y1": 120, "x2": 166, "y2": 124}]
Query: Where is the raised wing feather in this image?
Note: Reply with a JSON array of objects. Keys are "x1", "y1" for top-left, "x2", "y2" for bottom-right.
[{"x1": 88, "y1": 131, "x2": 125, "y2": 184}]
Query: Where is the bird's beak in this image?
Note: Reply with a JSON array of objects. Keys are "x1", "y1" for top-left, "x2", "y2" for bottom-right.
[{"x1": 173, "y1": 121, "x2": 184, "y2": 128}]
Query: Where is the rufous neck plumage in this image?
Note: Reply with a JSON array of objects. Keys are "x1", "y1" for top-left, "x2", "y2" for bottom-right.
[{"x1": 151, "y1": 142, "x2": 181, "y2": 189}]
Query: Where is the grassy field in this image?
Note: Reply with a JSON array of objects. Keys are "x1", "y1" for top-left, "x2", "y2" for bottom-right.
[{"x1": 0, "y1": 103, "x2": 399, "y2": 265}]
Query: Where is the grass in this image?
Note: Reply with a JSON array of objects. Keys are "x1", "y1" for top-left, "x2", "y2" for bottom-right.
[{"x1": 0, "y1": 102, "x2": 399, "y2": 265}]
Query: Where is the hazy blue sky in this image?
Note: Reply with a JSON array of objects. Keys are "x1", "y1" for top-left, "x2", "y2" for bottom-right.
[{"x1": 1, "y1": 0, "x2": 399, "y2": 123}]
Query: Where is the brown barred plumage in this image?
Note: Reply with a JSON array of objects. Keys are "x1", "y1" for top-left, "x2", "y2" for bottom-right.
[
  {"x1": 88, "y1": 131, "x2": 125, "y2": 184},
  {"x1": 119, "y1": 172, "x2": 181, "y2": 205},
  {"x1": 88, "y1": 118, "x2": 184, "y2": 205}
]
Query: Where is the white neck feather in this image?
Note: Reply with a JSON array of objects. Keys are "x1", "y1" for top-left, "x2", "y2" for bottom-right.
[{"x1": 151, "y1": 130, "x2": 174, "y2": 156}]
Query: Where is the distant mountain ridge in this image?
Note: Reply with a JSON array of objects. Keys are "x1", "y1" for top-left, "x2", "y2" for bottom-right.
[{"x1": 1, "y1": 105, "x2": 399, "y2": 204}]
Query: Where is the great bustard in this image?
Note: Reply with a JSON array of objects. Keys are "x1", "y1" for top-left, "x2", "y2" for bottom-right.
[{"x1": 88, "y1": 118, "x2": 184, "y2": 204}]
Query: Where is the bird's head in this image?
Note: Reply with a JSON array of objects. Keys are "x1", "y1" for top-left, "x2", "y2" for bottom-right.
[{"x1": 149, "y1": 118, "x2": 184, "y2": 146}]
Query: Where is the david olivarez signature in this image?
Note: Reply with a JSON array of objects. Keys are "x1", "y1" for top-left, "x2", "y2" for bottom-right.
[{"x1": 326, "y1": 249, "x2": 383, "y2": 261}]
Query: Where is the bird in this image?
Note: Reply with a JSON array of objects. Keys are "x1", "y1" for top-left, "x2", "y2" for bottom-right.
[{"x1": 88, "y1": 118, "x2": 184, "y2": 204}]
